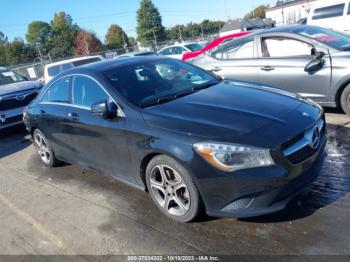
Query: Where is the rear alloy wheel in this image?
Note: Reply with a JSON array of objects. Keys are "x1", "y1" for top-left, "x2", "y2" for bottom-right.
[
  {"x1": 146, "y1": 155, "x2": 201, "y2": 222},
  {"x1": 33, "y1": 129, "x2": 60, "y2": 167},
  {"x1": 340, "y1": 84, "x2": 350, "y2": 116}
]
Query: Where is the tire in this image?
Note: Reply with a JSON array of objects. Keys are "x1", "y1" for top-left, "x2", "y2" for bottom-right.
[
  {"x1": 145, "y1": 155, "x2": 202, "y2": 222},
  {"x1": 340, "y1": 84, "x2": 350, "y2": 116},
  {"x1": 32, "y1": 129, "x2": 60, "y2": 167}
]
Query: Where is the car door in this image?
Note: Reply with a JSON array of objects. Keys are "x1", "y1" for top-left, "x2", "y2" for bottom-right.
[
  {"x1": 39, "y1": 76, "x2": 73, "y2": 159},
  {"x1": 65, "y1": 75, "x2": 133, "y2": 183},
  {"x1": 205, "y1": 37, "x2": 258, "y2": 82},
  {"x1": 257, "y1": 35, "x2": 331, "y2": 103}
]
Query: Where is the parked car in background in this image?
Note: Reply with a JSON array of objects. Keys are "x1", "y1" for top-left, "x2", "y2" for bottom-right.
[
  {"x1": 307, "y1": 0, "x2": 350, "y2": 34},
  {"x1": 182, "y1": 31, "x2": 251, "y2": 62},
  {"x1": 0, "y1": 67, "x2": 42, "y2": 129},
  {"x1": 158, "y1": 42, "x2": 203, "y2": 60},
  {"x1": 44, "y1": 55, "x2": 103, "y2": 83},
  {"x1": 24, "y1": 57, "x2": 326, "y2": 222},
  {"x1": 190, "y1": 25, "x2": 350, "y2": 115},
  {"x1": 116, "y1": 51, "x2": 159, "y2": 58}
]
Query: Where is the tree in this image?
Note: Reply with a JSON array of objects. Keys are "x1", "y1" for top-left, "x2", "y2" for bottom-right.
[
  {"x1": 136, "y1": 0, "x2": 166, "y2": 45},
  {"x1": 49, "y1": 12, "x2": 79, "y2": 58},
  {"x1": 51, "y1": 12, "x2": 74, "y2": 32},
  {"x1": 0, "y1": 31, "x2": 7, "y2": 44},
  {"x1": 105, "y1": 24, "x2": 129, "y2": 49},
  {"x1": 75, "y1": 30, "x2": 103, "y2": 55},
  {"x1": 245, "y1": 5, "x2": 269, "y2": 19},
  {"x1": 25, "y1": 21, "x2": 52, "y2": 59},
  {"x1": 26, "y1": 21, "x2": 52, "y2": 45},
  {"x1": 5, "y1": 39, "x2": 36, "y2": 66}
]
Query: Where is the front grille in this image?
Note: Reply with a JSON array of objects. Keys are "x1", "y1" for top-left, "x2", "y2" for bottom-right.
[
  {"x1": 0, "y1": 92, "x2": 38, "y2": 111},
  {"x1": 281, "y1": 116, "x2": 326, "y2": 164},
  {"x1": 287, "y1": 145, "x2": 320, "y2": 164},
  {"x1": 0, "y1": 115, "x2": 23, "y2": 125},
  {"x1": 281, "y1": 132, "x2": 304, "y2": 151}
]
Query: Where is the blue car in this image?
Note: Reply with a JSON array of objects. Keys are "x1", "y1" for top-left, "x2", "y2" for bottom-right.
[{"x1": 23, "y1": 57, "x2": 326, "y2": 222}]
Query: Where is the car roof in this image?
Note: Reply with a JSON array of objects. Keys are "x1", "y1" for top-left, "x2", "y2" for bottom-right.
[{"x1": 45, "y1": 55, "x2": 103, "y2": 68}]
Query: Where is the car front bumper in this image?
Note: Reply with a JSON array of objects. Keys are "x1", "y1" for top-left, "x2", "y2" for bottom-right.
[
  {"x1": 191, "y1": 137, "x2": 326, "y2": 218},
  {"x1": 0, "y1": 107, "x2": 25, "y2": 129}
]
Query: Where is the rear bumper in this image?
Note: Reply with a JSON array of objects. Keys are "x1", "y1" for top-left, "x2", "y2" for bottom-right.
[
  {"x1": 0, "y1": 107, "x2": 25, "y2": 129},
  {"x1": 193, "y1": 138, "x2": 326, "y2": 218}
]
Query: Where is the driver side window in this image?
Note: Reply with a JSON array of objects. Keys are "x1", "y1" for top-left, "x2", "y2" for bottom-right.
[
  {"x1": 72, "y1": 76, "x2": 109, "y2": 108},
  {"x1": 261, "y1": 37, "x2": 314, "y2": 57}
]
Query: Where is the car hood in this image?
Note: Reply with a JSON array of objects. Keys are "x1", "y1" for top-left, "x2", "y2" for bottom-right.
[
  {"x1": 142, "y1": 81, "x2": 321, "y2": 147},
  {"x1": 0, "y1": 81, "x2": 42, "y2": 97}
]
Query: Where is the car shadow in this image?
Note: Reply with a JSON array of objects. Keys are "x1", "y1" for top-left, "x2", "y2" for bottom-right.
[
  {"x1": 0, "y1": 125, "x2": 32, "y2": 159},
  {"x1": 240, "y1": 121, "x2": 350, "y2": 223}
]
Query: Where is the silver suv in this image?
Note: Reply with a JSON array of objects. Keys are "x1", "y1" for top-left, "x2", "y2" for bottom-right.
[{"x1": 0, "y1": 68, "x2": 42, "y2": 129}]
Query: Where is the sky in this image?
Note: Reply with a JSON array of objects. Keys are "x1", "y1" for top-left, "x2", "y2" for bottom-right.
[{"x1": 0, "y1": 0, "x2": 277, "y2": 41}]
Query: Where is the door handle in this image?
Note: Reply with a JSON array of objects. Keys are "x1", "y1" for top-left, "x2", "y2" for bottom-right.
[
  {"x1": 68, "y1": 112, "x2": 79, "y2": 121},
  {"x1": 261, "y1": 66, "x2": 275, "y2": 71},
  {"x1": 210, "y1": 66, "x2": 222, "y2": 72}
]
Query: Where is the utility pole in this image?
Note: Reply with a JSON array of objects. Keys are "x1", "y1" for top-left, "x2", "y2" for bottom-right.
[
  {"x1": 200, "y1": 23, "x2": 204, "y2": 37},
  {"x1": 152, "y1": 29, "x2": 157, "y2": 46},
  {"x1": 35, "y1": 42, "x2": 43, "y2": 63},
  {"x1": 121, "y1": 33, "x2": 128, "y2": 52},
  {"x1": 178, "y1": 26, "x2": 183, "y2": 41}
]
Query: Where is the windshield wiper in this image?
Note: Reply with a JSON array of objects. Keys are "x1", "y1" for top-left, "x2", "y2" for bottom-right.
[{"x1": 141, "y1": 82, "x2": 218, "y2": 108}]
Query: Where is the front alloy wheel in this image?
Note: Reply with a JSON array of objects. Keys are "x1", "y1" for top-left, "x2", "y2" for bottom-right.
[{"x1": 146, "y1": 155, "x2": 201, "y2": 222}]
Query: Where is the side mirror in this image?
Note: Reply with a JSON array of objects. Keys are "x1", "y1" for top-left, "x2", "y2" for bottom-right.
[
  {"x1": 304, "y1": 50, "x2": 326, "y2": 73},
  {"x1": 91, "y1": 99, "x2": 118, "y2": 119}
]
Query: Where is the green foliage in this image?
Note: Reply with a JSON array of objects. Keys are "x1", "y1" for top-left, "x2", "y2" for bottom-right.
[
  {"x1": 51, "y1": 12, "x2": 74, "y2": 32},
  {"x1": 0, "y1": 31, "x2": 7, "y2": 44},
  {"x1": 26, "y1": 21, "x2": 52, "y2": 45},
  {"x1": 49, "y1": 12, "x2": 79, "y2": 58},
  {"x1": 4, "y1": 39, "x2": 36, "y2": 66},
  {"x1": 105, "y1": 24, "x2": 129, "y2": 49},
  {"x1": 136, "y1": 0, "x2": 166, "y2": 45},
  {"x1": 245, "y1": 5, "x2": 269, "y2": 19},
  {"x1": 165, "y1": 20, "x2": 224, "y2": 41}
]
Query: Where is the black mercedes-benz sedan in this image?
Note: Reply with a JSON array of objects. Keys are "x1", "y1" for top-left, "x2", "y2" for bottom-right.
[{"x1": 23, "y1": 57, "x2": 326, "y2": 222}]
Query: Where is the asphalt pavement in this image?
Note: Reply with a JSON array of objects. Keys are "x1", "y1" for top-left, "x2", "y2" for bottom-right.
[{"x1": 0, "y1": 110, "x2": 349, "y2": 257}]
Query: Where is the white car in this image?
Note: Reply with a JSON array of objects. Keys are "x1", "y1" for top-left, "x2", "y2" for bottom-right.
[
  {"x1": 44, "y1": 55, "x2": 103, "y2": 83},
  {"x1": 308, "y1": 0, "x2": 350, "y2": 34},
  {"x1": 158, "y1": 42, "x2": 203, "y2": 60}
]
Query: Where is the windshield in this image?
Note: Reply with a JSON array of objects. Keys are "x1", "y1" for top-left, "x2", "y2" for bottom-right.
[
  {"x1": 0, "y1": 70, "x2": 26, "y2": 86},
  {"x1": 295, "y1": 26, "x2": 350, "y2": 51},
  {"x1": 184, "y1": 43, "x2": 203, "y2": 51},
  {"x1": 104, "y1": 58, "x2": 219, "y2": 107}
]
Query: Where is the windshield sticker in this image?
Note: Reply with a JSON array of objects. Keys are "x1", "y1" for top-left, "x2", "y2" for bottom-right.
[{"x1": 2, "y1": 71, "x2": 15, "y2": 77}]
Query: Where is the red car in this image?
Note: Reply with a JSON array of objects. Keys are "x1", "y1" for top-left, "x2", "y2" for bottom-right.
[{"x1": 182, "y1": 31, "x2": 251, "y2": 61}]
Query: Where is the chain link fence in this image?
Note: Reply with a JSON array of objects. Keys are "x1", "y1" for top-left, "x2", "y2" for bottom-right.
[
  {"x1": 9, "y1": 46, "x2": 137, "y2": 81},
  {"x1": 9, "y1": 33, "x2": 219, "y2": 81}
]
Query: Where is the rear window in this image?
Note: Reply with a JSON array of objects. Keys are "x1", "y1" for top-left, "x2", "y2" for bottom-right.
[
  {"x1": 72, "y1": 57, "x2": 102, "y2": 66},
  {"x1": 312, "y1": 3, "x2": 345, "y2": 20},
  {"x1": 184, "y1": 43, "x2": 203, "y2": 51}
]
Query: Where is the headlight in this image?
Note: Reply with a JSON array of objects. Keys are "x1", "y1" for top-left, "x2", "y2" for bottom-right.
[{"x1": 193, "y1": 142, "x2": 274, "y2": 172}]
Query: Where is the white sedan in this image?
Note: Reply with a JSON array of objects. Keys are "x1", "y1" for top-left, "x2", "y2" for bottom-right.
[{"x1": 158, "y1": 42, "x2": 203, "y2": 60}]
